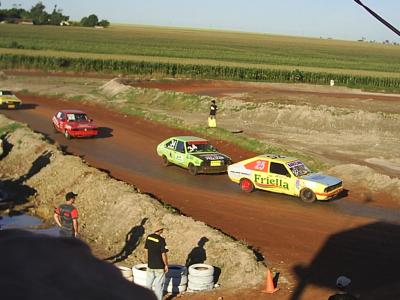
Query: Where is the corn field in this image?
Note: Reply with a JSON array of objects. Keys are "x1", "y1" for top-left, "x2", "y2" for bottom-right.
[{"x1": 1, "y1": 53, "x2": 399, "y2": 91}]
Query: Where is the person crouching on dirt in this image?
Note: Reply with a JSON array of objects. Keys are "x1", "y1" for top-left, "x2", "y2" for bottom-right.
[
  {"x1": 54, "y1": 192, "x2": 79, "y2": 238},
  {"x1": 145, "y1": 227, "x2": 169, "y2": 300},
  {"x1": 208, "y1": 100, "x2": 217, "y2": 127},
  {"x1": 328, "y1": 276, "x2": 358, "y2": 300}
]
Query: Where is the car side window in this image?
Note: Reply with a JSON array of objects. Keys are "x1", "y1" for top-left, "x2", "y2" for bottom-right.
[
  {"x1": 166, "y1": 139, "x2": 177, "y2": 150},
  {"x1": 56, "y1": 112, "x2": 62, "y2": 119},
  {"x1": 270, "y1": 162, "x2": 291, "y2": 177},
  {"x1": 176, "y1": 141, "x2": 185, "y2": 153}
]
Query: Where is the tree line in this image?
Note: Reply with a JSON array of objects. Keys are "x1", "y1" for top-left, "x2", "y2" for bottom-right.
[{"x1": 0, "y1": 2, "x2": 110, "y2": 27}]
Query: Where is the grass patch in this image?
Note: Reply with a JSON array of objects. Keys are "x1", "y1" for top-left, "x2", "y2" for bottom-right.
[
  {"x1": 68, "y1": 95, "x2": 85, "y2": 101},
  {"x1": 0, "y1": 122, "x2": 22, "y2": 136}
]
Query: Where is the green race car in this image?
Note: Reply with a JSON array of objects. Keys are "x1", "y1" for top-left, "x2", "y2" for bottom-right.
[
  {"x1": 0, "y1": 90, "x2": 22, "y2": 109},
  {"x1": 157, "y1": 136, "x2": 232, "y2": 175}
]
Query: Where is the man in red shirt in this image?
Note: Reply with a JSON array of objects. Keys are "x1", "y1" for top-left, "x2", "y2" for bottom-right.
[{"x1": 54, "y1": 192, "x2": 79, "y2": 238}]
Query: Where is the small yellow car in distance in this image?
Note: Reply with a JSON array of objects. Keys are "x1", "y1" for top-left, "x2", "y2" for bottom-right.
[
  {"x1": 227, "y1": 154, "x2": 343, "y2": 203},
  {"x1": 0, "y1": 90, "x2": 22, "y2": 109}
]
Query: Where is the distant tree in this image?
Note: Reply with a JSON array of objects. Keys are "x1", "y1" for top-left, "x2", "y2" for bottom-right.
[
  {"x1": 0, "y1": 5, "x2": 29, "y2": 22},
  {"x1": 98, "y1": 19, "x2": 110, "y2": 27},
  {"x1": 30, "y1": 1, "x2": 49, "y2": 25},
  {"x1": 80, "y1": 14, "x2": 98, "y2": 27},
  {"x1": 49, "y1": 5, "x2": 68, "y2": 25}
]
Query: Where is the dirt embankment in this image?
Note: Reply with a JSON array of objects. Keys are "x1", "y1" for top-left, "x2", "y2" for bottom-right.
[{"x1": 0, "y1": 115, "x2": 266, "y2": 289}]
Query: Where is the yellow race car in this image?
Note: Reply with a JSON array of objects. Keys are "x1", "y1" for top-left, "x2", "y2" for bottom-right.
[
  {"x1": 228, "y1": 154, "x2": 343, "y2": 203},
  {"x1": 0, "y1": 90, "x2": 22, "y2": 109}
]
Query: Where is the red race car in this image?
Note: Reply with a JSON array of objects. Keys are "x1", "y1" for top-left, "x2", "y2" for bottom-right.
[{"x1": 52, "y1": 109, "x2": 98, "y2": 139}]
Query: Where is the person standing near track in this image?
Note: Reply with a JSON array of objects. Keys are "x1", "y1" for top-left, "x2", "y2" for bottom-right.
[
  {"x1": 328, "y1": 276, "x2": 358, "y2": 300},
  {"x1": 208, "y1": 100, "x2": 217, "y2": 128},
  {"x1": 54, "y1": 192, "x2": 79, "y2": 238},
  {"x1": 145, "y1": 227, "x2": 169, "y2": 300}
]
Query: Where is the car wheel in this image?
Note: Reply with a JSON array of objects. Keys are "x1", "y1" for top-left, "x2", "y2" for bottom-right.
[
  {"x1": 64, "y1": 130, "x2": 71, "y2": 139},
  {"x1": 240, "y1": 178, "x2": 254, "y2": 193},
  {"x1": 300, "y1": 188, "x2": 316, "y2": 203},
  {"x1": 162, "y1": 155, "x2": 170, "y2": 167},
  {"x1": 188, "y1": 164, "x2": 198, "y2": 176}
]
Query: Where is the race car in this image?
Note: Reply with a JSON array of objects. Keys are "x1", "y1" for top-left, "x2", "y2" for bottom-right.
[
  {"x1": 228, "y1": 154, "x2": 343, "y2": 203},
  {"x1": 52, "y1": 109, "x2": 98, "y2": 139},
  {"x1": 157, "y1": 136, "x2": 232, "y2": 175},
  {"x1": 0, "y1": 90, "x2": 22, "y2": 109}
]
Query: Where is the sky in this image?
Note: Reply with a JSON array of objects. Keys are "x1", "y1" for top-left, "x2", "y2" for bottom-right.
[{"x1": 2, "y1": 0, "x2": 400, "y2": 42}]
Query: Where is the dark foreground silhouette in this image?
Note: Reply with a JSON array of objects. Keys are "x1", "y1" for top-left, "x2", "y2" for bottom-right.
[{"x1": 0, "y1": 229, "x2": 156, "y2": 300}]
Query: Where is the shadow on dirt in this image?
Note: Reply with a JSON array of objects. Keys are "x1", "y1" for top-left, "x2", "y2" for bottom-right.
[
  {"x1": 0, "y1": 179, "x2": 36, "y2": 214},
  {"x1": 95, "y1": 127, "x2": 113, "y2": 139},
  {"x1": 290, "y1": 221, "x2": 400, "y2": 300},
  {"x1": 105, "y1": 218, "x2": 148, "y2": 263},
  {"x1": 1, "y1": 150, "x2": 53, "y2": 213},
  {"x1": 185, "y1": 236, "x2": 209, "y2": 267},
  {"x1": 17, "y1": 150, "x2": 52, "y2": 183},
  {"x1": 19, "y1": 103, "x2": 38, "y2": 110},
  {"x1": 0, "y1": 134, "x2": 13, "y2": 160}
]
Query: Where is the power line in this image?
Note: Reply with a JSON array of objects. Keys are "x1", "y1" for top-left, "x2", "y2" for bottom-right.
[{"x1": 353, "y1": 0, "x2": 400, "y2": 37}]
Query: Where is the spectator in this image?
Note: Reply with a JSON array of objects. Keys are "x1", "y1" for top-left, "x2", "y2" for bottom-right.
[
  {"x1": 208, "y1": 100, "x2": 217, "y2": 128},
  {"x1": 145, "y1": 227, "x2": 169, "y2": 300},
  {"x1": 54, "y1": 192, "x2": 79, "y2": 238},
  {"x1": 328, "y1": 276, "x2": 358, "y2": 300}
]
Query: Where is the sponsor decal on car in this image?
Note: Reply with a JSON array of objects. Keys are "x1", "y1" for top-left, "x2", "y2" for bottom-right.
[
  {"x1": 194, "y1": 154, "x2": 225, "y2": 160},
  {"x1": 254, "y1": 174, "x2": 289, "y2": 190},
  {"x1": 296, "y1": 179, "x2": 301, "y2": 190},
  {"x1": 210, "y1": 160, "x2": 222, "y2": 166}
]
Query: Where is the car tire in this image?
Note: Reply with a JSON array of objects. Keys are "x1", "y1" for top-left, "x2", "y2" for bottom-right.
[
  {"x1": 162, "y1": 155, "x2": 170, "y2": 167},
  {"x1": 166, "y1": 265, "x2": 187, "y2": 278},
  {"x1": 53, "y1": 124, "x2": 58, "y2": 133},
  {"x1": 188, "y1": 274, "x2": 213, "y2": 284},
  {"x1": 188, "y1": 164, "x2": 198, "y2": 176},
  {"x1": 300, "y1": 188, "x2": 316, "y2": 203},
  {"x1": 132, "y1": 263, "x2": 147, "y2": 287},
  {"x1": 188, "y1": 264, "x2": 214, "y2": 277},
  {"x1": 240, "y1": 178, "x2": 254, "y2": 193},
  {"x1": 64, "y1": 130, "x2": 71, "y2": 139}
]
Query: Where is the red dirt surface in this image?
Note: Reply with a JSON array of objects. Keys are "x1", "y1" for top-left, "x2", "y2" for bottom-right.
[
  {"x1": 2, "y1": 93, "x2": 400, "y2": 300},
  {"x1": 131, "y1": 79, "x2": 400, "y2": 104}
]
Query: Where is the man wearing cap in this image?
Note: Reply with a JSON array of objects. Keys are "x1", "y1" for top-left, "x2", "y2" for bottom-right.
[
  {"x1": 328, "y1": 276, "x2": 358, "y2": 300},
  {"x1": 208, "y1": 100, "x2": 217, "y2": 128},
  {"x1": 145, "y1": 227, "x2": 168, "y2": 300},
  {"x1": 54, "y1": 192, "x2": 79, "y2": 238}
]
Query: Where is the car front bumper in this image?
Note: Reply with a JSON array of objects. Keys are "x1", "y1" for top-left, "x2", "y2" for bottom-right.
[
  {"x1": 315, "y1": 187, "x2": 344, "y2": 200},
  {"x1": 0, "y1": 102, "x2": 21, "y2": 109},
  {"x1": 198, "y1": 165, "x2": 228, "y2": 174},
  {"x1": 69, "y1": 129, "x2": 98, "y2": 138}
]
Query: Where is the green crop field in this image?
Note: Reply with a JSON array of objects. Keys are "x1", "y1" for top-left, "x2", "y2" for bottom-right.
[{"x1": 0, "y1": 24, "x2": 399, "y2": 90}]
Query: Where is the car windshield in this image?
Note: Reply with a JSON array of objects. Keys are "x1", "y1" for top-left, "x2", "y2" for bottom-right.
[
  {"x1": 186, "y1": 142, "x2": 216, "y2": 153},
  {"x1": 66, "y1": 113, "x2": 88, "y2": 122},
  {"x1": 1, "y1": 91, "x2": 13, "y2": 96},
  {"x1": 287, "y1": 160, "x2": 311, "y2": 177}
]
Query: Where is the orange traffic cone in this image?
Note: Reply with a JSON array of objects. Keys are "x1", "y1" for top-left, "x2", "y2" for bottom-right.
[{"x1": 262, "y1": 269, "x2": 279, "y2": 294}]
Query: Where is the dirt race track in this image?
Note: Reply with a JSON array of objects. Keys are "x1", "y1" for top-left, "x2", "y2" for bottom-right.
[{"x1": 2, "y1": 78, "x2": 400, "y2": 299}]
